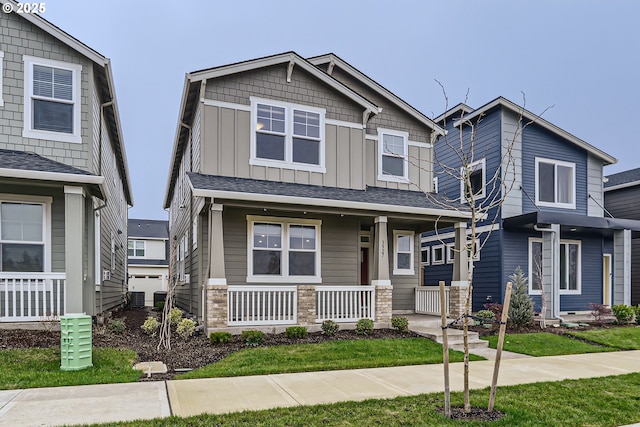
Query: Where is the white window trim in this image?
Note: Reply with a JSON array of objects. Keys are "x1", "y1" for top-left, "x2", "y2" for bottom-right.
[
  {"x1": 128, "y1": 239, "x2": 146, "y2": 258},
  {"x1": 534, "y1": 157, "x2": 576, "y2": 209},
  {"x1": 528, "y1": 238, "x2": 543, "y2": 295},
  {"x1": 246, "y1": 215, "x2": 322, "y2": 283},
  {"x1": 377, "y1": 128, "x2": 409, "y2": 183},
  {"x1": 460, "y1": 158, "x2": 486, "y2": 203},
  {"x1": 446, "y1": 243, "x2": 455, "y2": 264},
  {"x1": 431, "y1": 244, "x2": 445, "y2": 265},
  {"x1": 249, "y1": 97, "x2": 326, "y2": 173},
  {"x1": 0, "y1": 194, "x2": 52, "y2": 272},
  {"x1": 528, "y1": 237, "x2": 581, "y2": 295},
  {"x1": 393, "y1": 230, "x2": 414, "y2": 275},
  {"x1": 22, "y1": 56, "x2": 82, "y2": 144},
  {"x1": 421, "y1": 247, "x2": 430, "y2": 266},
  {"x1": 0, "y1": 51, "x2": 4, "y2": 107},
  {"x1": 467, "y1": 239, "x2": 480, "y2": 261}
]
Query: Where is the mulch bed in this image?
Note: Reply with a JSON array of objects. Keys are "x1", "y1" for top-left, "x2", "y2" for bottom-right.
[{"x1": 437, "y1": 406, "x2": 505, "y2": 422}]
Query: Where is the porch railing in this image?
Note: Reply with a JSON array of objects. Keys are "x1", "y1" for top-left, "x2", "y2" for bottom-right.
[
  {"x1": 415, "y1": 286, "x2": 449, "y2": 316},
  {"x1": 227, "y1": 285, "x2": 297, "y2": 326},
  {"x1": 316, "y1": 286, "x2": 375, "y2": 323},
  {"x1": 0, "y1": 272, "x2": 66, "y2": 322}
]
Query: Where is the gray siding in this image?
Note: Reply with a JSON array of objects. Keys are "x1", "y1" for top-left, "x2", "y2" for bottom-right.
[
  {"x1": 587, "y1": 154, "x2": 604, "y2": 217},
  {"x1": 389, "y1": 223, "x2": 421, "y2": 311},
  {"x1": 501, "y1": 109, "x2": 523, "y2": 218}
]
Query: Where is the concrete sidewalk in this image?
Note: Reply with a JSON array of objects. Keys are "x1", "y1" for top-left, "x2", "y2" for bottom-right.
[{"x1": 0, "y1": 351, "x2": 639, "y2": 426}]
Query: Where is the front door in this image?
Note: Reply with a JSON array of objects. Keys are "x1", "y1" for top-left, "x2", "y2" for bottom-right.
[{"x1": 603, "y1": 254, "x2": 612, "y2": 306}]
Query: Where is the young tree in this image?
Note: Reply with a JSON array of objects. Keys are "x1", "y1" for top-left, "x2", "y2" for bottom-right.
[{"x1": 508, "y1": 266, "x2": 534, "y2": 327}]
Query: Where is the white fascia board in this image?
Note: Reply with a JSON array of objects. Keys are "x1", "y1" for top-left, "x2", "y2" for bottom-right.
[
  {"x1": 434, "y1": 103, "x2": 474, "y2": 123},
  {"x1": 190, "y1": 187, "x2": 473, "y2": 220},
  {"x1": 0, "y1": 168, "x2": 105, "y2": 185},
  {"x1": 308, "y1": 54, "x2": 445, "y2": 136},
  {"x1": 604, "y1": 180, "x2": 640, "y2": 192},
  {"x1": 452, "y1": 97, "x2": 617, "y2": 165}
]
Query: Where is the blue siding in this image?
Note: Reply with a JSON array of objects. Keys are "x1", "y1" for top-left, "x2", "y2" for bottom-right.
[
  {"x1": 559, "y1": 234, "x2": 602, "y2": 311},
  {"x1": 521, "y1": 124, "x2": 588, "y2": 215}
]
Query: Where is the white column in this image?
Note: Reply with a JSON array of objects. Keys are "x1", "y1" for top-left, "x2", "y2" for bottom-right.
[
  {"x1": 541, "y1": 224, "x2": 560, "y2": 319},
  {"x1": 64, "y1": 186, "x2": 85, "y2": 314},
  {"x1": 451, "y1": 222, "x2": 469, "y2": 286},
  {"x1": 614, "y1": 229, "x2": 632, "y2": 305}
]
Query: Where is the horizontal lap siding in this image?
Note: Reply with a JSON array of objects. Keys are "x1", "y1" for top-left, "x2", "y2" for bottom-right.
[{"x1": 390, "y1": 223, "x2": 420, "y2": 311}]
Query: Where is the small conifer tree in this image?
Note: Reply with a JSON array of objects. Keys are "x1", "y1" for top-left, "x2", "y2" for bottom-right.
[{"x1": 508, "y1": 266, "x2": 534, "y2": 327}]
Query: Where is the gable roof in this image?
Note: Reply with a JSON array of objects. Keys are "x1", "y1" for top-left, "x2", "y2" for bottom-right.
[
  {"x1": 604, "y1": 167, "x2": 640, "y2": 191},
  {"x1": 164, "y1": 51, "x2": 386, "y2": 209},
  {"x1": 128, "y1": 218, "x2": 169, "y2": 239},
  {"x1": 434, "y1": 103, "x2": 474, "y2": 124},
  {"x1": 0, "y1": 0, "x2": 133, "y2": 206},
  {"x1": 307, "y1": 53, "x2": 445, "y2": 136},
  {"x1": 451, "y1": 96, "x2": 617, "y2": 166},
  {"x1": 0, "y1": 149, "x2": 104, "y2": 198}
]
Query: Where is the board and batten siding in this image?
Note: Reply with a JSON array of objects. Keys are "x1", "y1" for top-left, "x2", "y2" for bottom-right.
[
  {"x1": 587, "y1": 154, "x2": 604, "y2": 217},
  {"x1": 500, "y1": 109, "x2": 523, "y2": 218}
]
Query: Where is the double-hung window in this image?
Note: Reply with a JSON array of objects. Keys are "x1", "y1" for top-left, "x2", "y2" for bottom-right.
[
  {"x1": 0, "y1": 199, "x2": 49, "y2": 272},
  {"x1": 535, "y1": 158, "x2": 576, "y2": 209},
  {"x1": 127, "y1": 240, "x2": 145, "y2": 258},
  {"x1": 529, "y1": 238, "x2": 580, "y2": 295},
  {"x1": 378, "y1": 128, "x2": 409, "y2": 182},
  {"x1": 393, "y1": 231, "x2": 414, "y2": 275},
  {"x1": 23, "y1": 56, "x2": 82, "y2": 143},
  {"x1": 251, "y1": 97, "x2": 325, "y2": 173},
  {"x1": 460, "y1": 158, "x2": 486, "y2": 202},
  {"x1": 248, "y1": 216, "x2": 321, "y2": 283}
]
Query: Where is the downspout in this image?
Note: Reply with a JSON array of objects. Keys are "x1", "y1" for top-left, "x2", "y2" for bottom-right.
[
  {"x1": 180, "y1": 122, "x2": 193, "y2": 314},
  {"x1": 533, "y1": 224, "x2": 564, "y2": 323}
]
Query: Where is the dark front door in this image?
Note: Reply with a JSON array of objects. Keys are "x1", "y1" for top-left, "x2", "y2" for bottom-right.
[{"x1": 360, "y1": 247, "x2": 369, "y2": 285}]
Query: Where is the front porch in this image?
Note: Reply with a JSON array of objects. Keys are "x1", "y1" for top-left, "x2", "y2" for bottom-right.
[{"x1": 0, "y1": 272, "x2": 66, "y2": 321}]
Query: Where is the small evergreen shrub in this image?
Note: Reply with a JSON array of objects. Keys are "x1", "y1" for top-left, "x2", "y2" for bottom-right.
[
  {"x1": 391, "y1": 317, "x2": 409, "y2": 333},
  {"x1": 176, "y1": 318, "x2": 196, "y2": 340},
  {"x1": 108, "y1": 317, "x2": 126, "y2": 334},
  {"x1": 356, "y1": 318, "x2": 374, "y2": 336},
  {"x1": 285, "y1": 326, "x2": 308, "y2": 339},
  {"x1": 209, "y1": 331, "x2": 232, "y2": 345},
  {"x1": 508, "y1": 266, "x2": 534, "y2": 327},
  {"x1": 476, "y1": 310, "x2": 496, "y2": 322},
  {"x1": 612, "y1": 304, "x2": 634, "y2": 324},
  {"x1": 588, "y1": 303, "x2": 612, "y2": 323},
  {"x1": 140, "y1": 316, "x2": 159, "y2": 336},
  {"x1": 241, "y1": 330, "x2": 265, "y2": 346},
  {"x1": 154, "y1": 301, "x2": 165, "y2": 311},
  {"x1": 321, "y1": 320, "x2": 339, "y2": 336},
  {"x1": 169, "y1": 308, "x2": 183, "y2": 326}
]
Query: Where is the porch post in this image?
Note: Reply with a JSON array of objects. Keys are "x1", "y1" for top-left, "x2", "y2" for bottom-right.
[
  {"x1": 206, "y1": 202, "x2": 227, "y2": 329},
  {"x1": 541, "y1": 224, "x2": 560, "y2": 319},
  {"x1": 64, "y1": 186, "x2": 85, "y2": 314},
  {"x1": 449, "y1": 222, "x2": 469, "y2": 317},
  {"x1": 371, "y1": 216, "x2": 390, "y2": 285},
  {"x1": 613, "y1": 229, "x2": 632, "y2": 305}
]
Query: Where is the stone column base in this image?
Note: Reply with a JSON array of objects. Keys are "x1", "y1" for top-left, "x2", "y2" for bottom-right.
[
  {"x1": 375, "y1": 284, "x2": 393, "y2": 323},
  {"x1": 449, "y1": 281, "x2": 470, "y2": 318},
  {"x1": 206, "y1": 284, "x2": 228, "y2": 329},
  {"x1": 297, "y1": 285, "x2": 316, "y2": 325}
]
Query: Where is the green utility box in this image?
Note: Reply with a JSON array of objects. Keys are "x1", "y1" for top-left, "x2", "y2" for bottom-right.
[{"x1": 60, "y1": 314, "x2": 93, "y2": 371}]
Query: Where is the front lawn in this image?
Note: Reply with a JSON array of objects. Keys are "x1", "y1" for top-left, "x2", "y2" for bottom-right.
[
  {"x1": 566, "y1": 326, "x2": 640, "y2": 350},
  {"x1": 0, "y1": 348, "x2": 140, "y2": 390},
  {"x1": 481, "y1": 332, "x2": 617, "y2": 356},
  {"x1": 179, "y1": 338, "x2": 482, "y2": 379},
  {"x1": 89, "y1": 373, "x2": 640, "y2": 426}
]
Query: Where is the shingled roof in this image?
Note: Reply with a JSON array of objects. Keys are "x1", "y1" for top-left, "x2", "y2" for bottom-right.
[
  {"x1": 605, "y1": 167, "x2": 640, "y2": 190},
  {"x1": 128, "y1": 218, "x2": 169, "y2": 239},
  {"x1": 0, "y1": 149, "x2": 94, "y2": 175}
]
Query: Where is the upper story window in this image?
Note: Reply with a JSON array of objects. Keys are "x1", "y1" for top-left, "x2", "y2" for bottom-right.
[
  {"x1": 378, "y1": 128, "x2": 409, "y2": 183},
  {"x1": 535, "y1": 158, "x2": 576, "y2": 209},
  {"x1": 250, "y1": 97, "x2": 325, "y2": 173},
  {"x1": 128, "y1": 240, "x2": 145, "y2": 258},
  {"x1": 22, "y1": 56, "x2": 82, "y2": 144},
  {"x1": 460, "y1": 158, "x2": 486, "y2": 202},
  {"x1": 0, "y1": 51, "x2": 4, "y2": 107},
  {"x1": 393, "y1": 231, "x2": 414, "y2": 275},
  {"x1": 0, "y1": 198, "x2": 50, "y2": 272}
]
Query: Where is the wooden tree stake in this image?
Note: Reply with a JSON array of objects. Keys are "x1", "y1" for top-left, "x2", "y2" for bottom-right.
[
  {"x1": 488, "y1": 281, "x2": 512, "y2": 411},
  {"x1": 439, "y1": 281, "x2": 451, "y2": 417}
]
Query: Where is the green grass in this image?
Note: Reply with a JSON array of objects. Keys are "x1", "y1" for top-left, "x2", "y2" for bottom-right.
[
  {"x1": 179, "y1": 338, "x2": 483, "y2": 379},
  {"x1": 89, "y1": 373, "x2": 640, "y2": 426},
  {"x1": 482, "y1": 332, "x2": 617, "y2": 356},
  {"x1": 566, "y1": 326, "x2": 640, "y2": 350},
  {"x1": 0, "y1": 348, "x2": 140, "y2": 390}
]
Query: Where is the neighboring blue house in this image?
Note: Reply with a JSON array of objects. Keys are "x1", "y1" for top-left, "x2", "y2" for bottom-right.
[{"x1": 423, "y1": 97, "x2": 640, "y2": 318}]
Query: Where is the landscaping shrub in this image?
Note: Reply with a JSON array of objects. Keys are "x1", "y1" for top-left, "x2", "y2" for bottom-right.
[
  {"x1": 508, "y1": 266, "x2": 534, "y2": 327},
  {"x1": 635, "y1": 305, "x2": 640, "y2": 324},
  {"x1": 391, "y1": 316, "x2": 409, "y2": 333},
  {"x1": 169, "y1": 307, "x2": 183, "y2": 326},
  {"x1": 476, "y1": 310, "x2": 496, "y2": 322},
  {"x1": 612, "y1": 304, "x2": 634, "y2": 324},
  {"x1": 484, "y1": 302, "x2": 503, "y2": 321},
  {"x1": 108, "y1": 317, "x2": 126, "y2": 334},
  {"x1": 321, "y1": 320, "x2": 339, "y2": 336},
  {"x1": 140, "y1": 316, "x2": 159, "y2": 336},
  {"x1": 154, "y1": 301, "x2": 165, "y2": 311},
  {"x1": 589, "y1": 302, "x2": 612, "y2": 323},
  {"x1": 285, "y1": 326, "x2": 308, "y2": 339},
  {"x1": 176, "y1": 318, "x2": 196, "y2": 340},
  {"x1": 209, "y1": 331, "x2": 232, "y2": 345},
  {"x1": 356, "y1": 318, "x2": 374, "y2": 336},
  {"x1": 241, "y1": 330, "x2": 265, "y2": 346}
]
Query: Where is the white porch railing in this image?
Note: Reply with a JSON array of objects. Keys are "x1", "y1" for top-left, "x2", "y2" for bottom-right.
[
  {"x1": 415, "y1": 286, "x2": 449, "y2": 316},
  {"x1": 0, "y1": 272, "x2": 66, "y2": 322},
  {"x1": 316, "y1": 286, "x2": 375, "y2": 323},
  {"x1": 227, "y1": 285, "x2": 297, "y2": 326}
]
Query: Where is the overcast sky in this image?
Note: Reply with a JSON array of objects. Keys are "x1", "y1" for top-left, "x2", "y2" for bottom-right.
[{"x1": 41, "y1": 0, "x2": 640, "y2": 220}]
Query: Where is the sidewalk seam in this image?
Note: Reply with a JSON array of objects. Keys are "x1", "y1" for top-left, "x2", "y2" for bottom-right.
[{"x1": 164, "y1": 381, "x2": 173, "y2": 417}]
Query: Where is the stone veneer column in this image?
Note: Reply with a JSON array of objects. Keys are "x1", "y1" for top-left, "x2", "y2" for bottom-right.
[
  {"x1": 375, "y1": 284, "x2": 393, "y2": 324},
  {"x1": 297, "y1": 285, "x2": 316, "y2": 326},
  {"x1": 206, "y1": 284, "x2": 228, "y2": 329}
]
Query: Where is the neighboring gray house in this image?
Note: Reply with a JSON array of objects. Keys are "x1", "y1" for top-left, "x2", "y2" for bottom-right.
[
  {"x1": 0, "y1": 2, "x2": 132, "y2": 322},
  {"x1": 164, "y1": 52, "x2": 473, "y2": 331},
  {"x1": 128, "y1": 218, "x2": 169, "y2": 307},
  {"x1": 604, "y1": 167, "x2": 640, "y2": 305}
]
